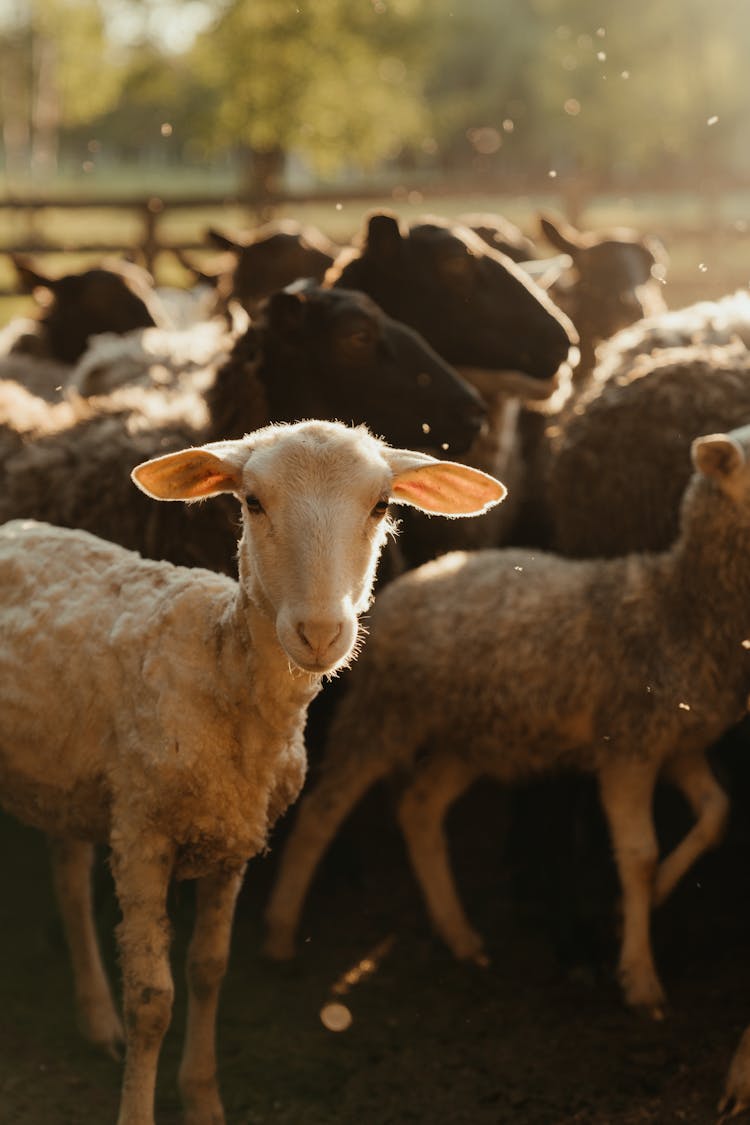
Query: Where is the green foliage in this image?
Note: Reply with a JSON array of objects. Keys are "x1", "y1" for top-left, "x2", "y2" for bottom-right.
[
  {"x1": 526, "y1": 0, "x2": 750, "y2": 176},
  {"x1": 2, "y1": 0, "x2": 750, "y2": 189},
  {"x1": 0, "y1": 0, "x2": 126, "y2": 129},
  {"x1": 188, "y1": 0, "x2": 430, "y2": 172}
]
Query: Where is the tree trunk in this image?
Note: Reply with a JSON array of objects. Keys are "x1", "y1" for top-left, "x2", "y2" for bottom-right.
[
  {"x1": 31, "y1": 33, "x2": 60, "y2": 181},
  {"x1": 0, "y1": 42, "x2": 31, "y2": 188},
  {"x1": 238, "y1": 144, "x2": 286, "y2": 223}
]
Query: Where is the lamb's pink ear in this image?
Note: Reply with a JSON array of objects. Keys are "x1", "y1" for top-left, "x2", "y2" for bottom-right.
[
  {"x1": 131, "y1": 443, "x2": 246, "y2": 501},
  {"x1": 386, "y1": 450, "x2": 506, "y2": 517}
]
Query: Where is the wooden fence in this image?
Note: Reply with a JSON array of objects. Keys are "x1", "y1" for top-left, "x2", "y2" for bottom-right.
[
  {"x1": 0, "y1": 184, "x2": 480, "y2": 295},
  {"x1": 0, "y1": 180, "x2": 746, "y2": 301}
]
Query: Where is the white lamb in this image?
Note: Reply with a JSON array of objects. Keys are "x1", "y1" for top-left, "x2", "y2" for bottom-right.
[
  {"x1": 264, "y1": 425, "x2": 750, "y2": 1020},
  {"x1": 0, "y1": 419, "x2": 505, "y2": 1125}
]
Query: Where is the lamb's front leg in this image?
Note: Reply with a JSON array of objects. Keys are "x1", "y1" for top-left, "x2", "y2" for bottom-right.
[
  {"x1": 598, "y1": 757, "x2": 664, "y2": 1017},
  {"x1": 111, "y1": 835, "x2": 175, "y2": 1125},
  {"x1": 178, "y1": 863, "x2": 247, "y2": 1125},
  {"x1": 48, "y1": 837, "x2": 124, "y2": 1056}
]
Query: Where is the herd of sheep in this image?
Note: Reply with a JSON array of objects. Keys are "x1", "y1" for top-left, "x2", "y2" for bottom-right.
[{"x1": 0, "y1": 207, "x2": 749, "y2": 1123}]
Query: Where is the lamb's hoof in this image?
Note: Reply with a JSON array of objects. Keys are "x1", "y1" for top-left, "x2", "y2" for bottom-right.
[
  {"x1": 625, "y1": 994, "x2": 667, "y2": 1022},
  {"x1": 79, "y1": 1003, "x2": 125, "y2": 1061},
  {"x1": 95, "y1": 1029, "x2": 125, "y2": 1063},
  {"x1": 619, "y1": 967, "x2": 667, "y2": 1021},
  {"x1": 182, "y1": 1075, "x2": 226, "y2": 1120},
  {"x1": 451, "y1": 928, "x2": 488, "y2": 966}
]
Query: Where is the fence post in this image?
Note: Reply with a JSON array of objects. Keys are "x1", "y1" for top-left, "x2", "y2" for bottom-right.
[{"x1": 142, "y1": 196, "x2": 164, "y2": 274}]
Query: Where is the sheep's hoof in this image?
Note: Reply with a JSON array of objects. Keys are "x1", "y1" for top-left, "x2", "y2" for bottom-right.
[
  {"x1": 624, "y1": 997, "x2": 666, "y2": 1022},
  {"x1": 79, "y1": 1002, "x2": 125, "y2": 1061},
  {"x1": 619, "y1": 965, "x2": 667, "y2": 1021},
  {"x1": 717, "y1": 1095, "x2": 736, "y2": 1122},
  {"x1": 718, "y1": 1028, "x2": 750, "y2": 1121},
  {"x1": 182, "y1": 1079, "x2": 226, "y2": 1125},
  {"x1": 450, "y1": 928, "x2": 488, "y2": 966},
  {"x1": 717, "y1": 1092, "x2": 750, "y2": 1122}
]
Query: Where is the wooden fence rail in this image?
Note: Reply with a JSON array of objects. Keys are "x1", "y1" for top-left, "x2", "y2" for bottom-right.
[
  {"x1": 0, "y1": 181, "x2": 746, "y2": 300},
  {"x1": 0, "y1": 187, "x2": 416, "y2": 295}
]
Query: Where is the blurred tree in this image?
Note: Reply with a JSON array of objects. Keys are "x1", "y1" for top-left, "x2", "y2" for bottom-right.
[
  {"x1": 420, "y1": 0, "x2": 542, "y2": 179},
  {"x1": 0, "y1": 0, "x2": 127, "y2": 188},
  {"x1": 418, "y1": 0, "x2": 750, "y2": 194},
  {"x1": 529, "y1": 0, "x2": 750, "y2": 185},
  {"x1": 186, "y1": 0, "x2": 431, "y2": 200},
  {"x1": 5, "y1": 0, "x2": 750, "y2": 199}
]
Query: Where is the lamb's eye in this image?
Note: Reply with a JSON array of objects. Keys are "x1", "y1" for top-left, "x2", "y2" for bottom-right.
[
  {"x1": 245, "y1": 495, "x2": 264, "y2": 514},
  {"x1": 371, "y1": 498, "x2": 389, "y2": 518}
]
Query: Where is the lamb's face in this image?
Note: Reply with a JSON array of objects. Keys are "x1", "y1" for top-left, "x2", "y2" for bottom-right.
[
  {"x1": 236, "y1": 428, "x2": 395, "y2": 674},
  {"x1": 131, "y1": 418, "x2": 506, "y2": 676}
]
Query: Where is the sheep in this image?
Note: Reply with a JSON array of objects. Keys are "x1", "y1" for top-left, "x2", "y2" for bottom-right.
[
  {"x1": 67, "y1": 283, "x2": 483, "y2": 460},
  {"x1": 510, "y1": 215, "x2": 671, "y2": 549},
  {"x1": 1, "y1": 254, "x2": 166, "y2": 364},
  {"x1": 538, "y1": 213, "x2": 668, "y2": 385},
  {"x1": 0, "y1": 423, "x2": 503, "y2": 1125},
  {"x1": 69, "y1": 315, "x2": 240, "y2": 399},
  {"x1": 0, "y1": 352, "x2": 72, "y2": 404},
  {"x1": 327, "y1": 211, "x2": 573, "y2": 382},
  {"x1": 0, "y1": 285, "x2": 486, "y2": 575},
  {"x1": 548, "y1": 341, "x2": 750, "y2": 558},
  {"x1": 326, "y1": 210, "x2": 576, "y2": 559},
  {"x1": 540, "y1": 291, "x2": 750, "y2": 561},
  {"x1": 263, "y1": 424, "x2": 750, "y2": 1019},
  {"x1": 207, "y1": 219, "x2": 341, "y2": 314},
  {"x1": 0, "y1": 418, "x2": 505, "y2": 1125},
  {"x1": 584, "y1": 287, "x2": 750, "y2": 394},
  {"x1": 507, "y1": 314, "x2": 750, "y2": 985}
]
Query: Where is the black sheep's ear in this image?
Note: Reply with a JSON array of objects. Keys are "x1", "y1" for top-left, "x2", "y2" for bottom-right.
[
  {"x1": 266, "y1": 290, "x2": 307, "y2": 334},
  {"x1": 365, "y1": 212, "x2": 403, "y2": 260},
  {"x1": 206, "y1": 227, "x2": 239, "y2": 252},
  {"x1": 11, "y1": 254, "x2": 56, "y2": 293},
  {"x1": 538, "y1": 214, "x2": 583, "y2": 255}
]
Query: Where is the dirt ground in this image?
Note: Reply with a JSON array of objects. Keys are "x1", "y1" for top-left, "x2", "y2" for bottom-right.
[{"x1": 0, "y1": 723, "x2": 749, "y2": 1125}]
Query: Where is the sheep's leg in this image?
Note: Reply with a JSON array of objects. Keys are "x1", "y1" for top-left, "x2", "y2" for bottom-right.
[
  {"x1": 111, "y1": 837, "x2": 175, "y2": 1125},
  {"x1": 178, "y1": 863, "x2": 246, "y2": 1125},
  {"x1": 48, "y1": 837, "x2": 123, "y2": 1057},
  {"x1": 598, "y1": 758, "x2": 665, "y2": 1017},
  {"x1": 396, "y1": 754, "x2": 484, "y2": 963},
  {"x1": 264, "y1": 754, "x2": 391, "y2": 959},
  {"x1": 652, "y1": 750, "x2": 729, "y2": 906},
  {"x1": 719, "y1": 1024, "x2": 750, "y2": 1120}
]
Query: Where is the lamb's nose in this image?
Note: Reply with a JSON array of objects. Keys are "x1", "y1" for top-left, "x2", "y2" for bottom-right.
[{"x1": 297, "y1": 619, "x2": 343, "y2": 660}]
